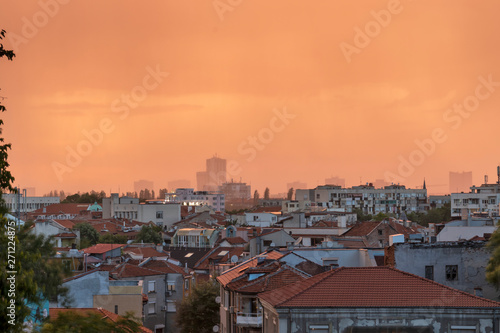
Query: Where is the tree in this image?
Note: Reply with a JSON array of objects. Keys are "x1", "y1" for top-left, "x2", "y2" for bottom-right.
[
  {"x1": 73, "y1": 223, "x2": 100, "y2": 248},
  {"x1": 41, "y1": 310, "x2": 141, "y2": 333},
  {"x1": 352, "y1": 208, "x2": 372, "y2": 222},
  {"x1": 287, "y1": 187, "x2": 294, "y2": 200},
  {"x1": 487, "y1": 226, "x2": 500, "y2": 288},
  {"x1": 176, "y1": 279, "x2": 219, "y2": 333},
  {"x1": 253, "y1": 190, "x2": 260, "y2": 206},
  {"x1": 264, "y1": 187, "x2": 270, "y2": 200},
  {"x1": 134, "y1": 224, "x2": 162, "y2": 244},
  {"x1": 373, "y1": 212, "x2": 389, "y2": 221},
  {"x1": 98, "y1": 233, "x2": 128, "y2": 244}
]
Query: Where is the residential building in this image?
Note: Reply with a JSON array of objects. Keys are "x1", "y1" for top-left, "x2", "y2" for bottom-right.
[
  {"x1": 32, "y1": 219, "x2": 79, "y2": 248},
  {"x1": 325, "y1": 176, "x2": 346, "y2": 188},
  {"x1": 387, "y1": 241, "x2": 498, "y2": 300},
  {"x1": 197, "y1": 155, "x2": 227, "y2": 191},
  {"x1": 57, "y1": 270, "x2": 110, "y2": 308},
  {"x1": 435, "y1": 225, "x2": 496, "y2": 242},
  {"x1": 451, "y1": 183, "x2": 500, "y2": 218},
  {"x1": 219, "y1": 181, "x2": 251, "y2": 200},
  {"x1": 28, "y1": 203, "x2": 90, "y2": 220},
  {"x1": 93, "y1": 280, "x2": 144, "y2": 319},
  {"x1": 193, "y1": 246, "x2": 249, "y2": 276},
  {"x1": 295, "y1": 184, "x2": 428, "y2": 214},
  {"x1": 248, "y1": 229, "x2": 295, "y2": 257},
  {"x1": 244, "y1": 213, "x2": 278, "y2": 227},
  {"x1": 429, "y1": 194, "x2": 451, "y2": 209},
  {"x1": 102, "y1": 193, "x2": 181, "y2": 229},
  {"x1": 258, "y1": 266, "x2": 500, "y2": 333},
  {"x1": 3, "y1": 192, "x2": 60, "y2": 213},
  {"x1": 82, "y1": 244, "x2": 125, "y2": 261},
  {"x1": 171, "y1": 228, "x2": 220, "y2": 248},
  {"x1": 165, "y1": 188, "x2": 225, "y2": 212},
  {"x1": 449, "y1": 171, "x2": 473, "y2": 194},
  {"x1": 340, "y1": 219, "x2": 420, "y2": 248}
]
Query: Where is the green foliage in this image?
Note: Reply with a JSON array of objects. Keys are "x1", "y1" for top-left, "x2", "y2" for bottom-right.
[
  {"x1": 175, "y1": 279, "x2": 220, "y2": 333},
  {"x1": 62, "y1": 190, "x2": 106, "y2": 204},
  {"x1": 73, "y1": 222, "x2": 100, "y2": 247},
  {"x1": 98, "y1": 233, "x2": 128, "y2": 244},
  {"x1": 352, "y1": 208, "x2": 372, "y2": 222},
  {"x1": 134, "y1": 224, "x2": 162, "y2": 244},
  {"x1": 287, "y1": 187, "x2": 294, "y2": 200},
  {"x1": 41, "y1": 310, "x2": 142, "y2": 333},
  {"x1": 253, "y1": 190, "x2": 259, "y2": 206},
  {"x1": 373, "y1": 212, "x2": 389, "y2": 221},
  {"x1": 486, "y1": 225, "x2": 500, "y2": 288},
  {"x1": 0, "y1": 221, "x2": 70, "y2": 332},
  {"x1": 407, "y1": 203, "x2": 451, "y2": 227}
]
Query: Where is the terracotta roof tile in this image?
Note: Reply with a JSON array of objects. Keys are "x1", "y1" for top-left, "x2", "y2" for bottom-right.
[
  {"x1": 111, "y1": 263, "x2": 164, "y2": 278},
  {"x1": 82, "y1": 243, "x2": 125, "y2": 254},
  {"x1": 53, "y1": 219, "x2": 77, "y2": 229},
  {"x1": 140, "y1": 259, "x2": 186, "y2": 275},
  {"x1": 341, "y1": 221, "x2": 380, "y2": 237},
  {"x1": 259, "y1": 266, "x2": 500, "y2": 308},
  {"x1": 217, "y1": 250, "x2": 284, "y2": 287},
  {"x1": 123, "y1": 247, "x2": 166, "y2": 258}
]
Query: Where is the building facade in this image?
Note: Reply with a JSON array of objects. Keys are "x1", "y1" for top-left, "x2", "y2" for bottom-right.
[
  {"x1": 3, "y1": 193, "x2": 60, "y2": 213},
  {"x1": 165, "y1": 188, "x2": 225, "y2": 212},
  {"x1": 296, "y1": 184, "x2": 427, "y2": 214},
  {"x1": 451, "y1": 183, "x2": 500, "y2": 218}
]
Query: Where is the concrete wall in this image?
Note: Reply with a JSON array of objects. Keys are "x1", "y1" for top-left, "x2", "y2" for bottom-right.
[
  {"x1": 93, "y1": 294, "x2": 142, "y2": 319},
  {"x1": 393, "y1": 242, "x2": 498, "y2": 301},
  {"x1": 262, "y1": 307, "x2": 499, "y2": 333},
  {"x1": 60, "y1": 271, "x2": 109, "y2": 308},
  {"x1": 291, "y1": 249, "x2": 373, "y2": 268},
  {"x1": 137, "y1": 203, "x2": 181, "y2": 229}
]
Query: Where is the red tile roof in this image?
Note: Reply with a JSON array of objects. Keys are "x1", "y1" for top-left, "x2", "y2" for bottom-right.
[
  {"x1": 53, "y1": 219, "x2": 77, "y2": 229},
  {"x1": 52, "y1": 232, "x2": 78, "y2": 238},
  {"x1": 220, "y1": 237, "x2": 247, "y2": 245},
  {"x1": 311, "y1": 220, "x2": 339, "y2": 228},
  {"x1": 82, "y1": 244, "x2": 125, "y2": 254},
  {"x1": 217, "y1": 250, "x2": 284, "y2": 287},
  {"x1": 194, "y1": 247, "x2": 246, "y2": 270},
  {"x1": 259, "y1": 266, "x2": 500, "y2": 308},
  {"x1": 33, "y1": 203, "x2": 90, "y2": 215},
  {"x1": 49, "y1": 308, "x2": 152, "y2": 333},
  {"x1": 341, "y1": 221, "x2": 380, "y2": 237}
]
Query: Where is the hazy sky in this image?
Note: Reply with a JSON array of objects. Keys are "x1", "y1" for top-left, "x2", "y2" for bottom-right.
[{"x1": 1, "y1": 0, "x2": 500, "y2": 195}]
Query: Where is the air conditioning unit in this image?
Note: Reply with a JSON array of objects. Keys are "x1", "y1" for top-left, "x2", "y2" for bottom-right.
[{"x1": 161, "y1": 306, "x2": 167, "y2": 311}]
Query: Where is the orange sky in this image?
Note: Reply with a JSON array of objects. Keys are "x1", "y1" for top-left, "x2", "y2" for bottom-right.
[{"x1": 1, "y1": 0, "x2": 500, "y2": 195}]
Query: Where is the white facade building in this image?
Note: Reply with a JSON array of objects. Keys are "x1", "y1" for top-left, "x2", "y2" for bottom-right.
[
  {"x1": 295, "y1": 184, "x2": 427, "y2": 215},
  {"x1": 102, "y1": 194, "x2": 181, "y2": 229},
  {"x1": 450, "y1": 183, "x2": 500, "y2": 218},
  {"x1": 165, "y1": 188, "x2": 225, "y2": 212},
  {"x1": 3, "y1": 193, "x2": 60, "y2": 213}
]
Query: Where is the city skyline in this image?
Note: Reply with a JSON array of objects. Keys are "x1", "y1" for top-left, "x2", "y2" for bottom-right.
[{"x1": 1, "y1": 1, "x2": 500, "y2": 195}]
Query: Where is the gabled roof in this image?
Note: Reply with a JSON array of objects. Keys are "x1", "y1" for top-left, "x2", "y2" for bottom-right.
[
  {"x1": 49, "y1": 308, "x2": 152, "y2": 333},
  {"x1": 259, "y1": 266, "x2": 500, "y2": 309},
  {"x1": 217, "y1": 250, "x2": 284, "y2": 287},
  {"x1": 33, "y1": 203, "x2": 90, "y2": 215},
  {"x1": 194, "y1": 246, "x2": 246, "y2": 270},
  {"x1": 220, "y1": 237, "x2": 247, "y2": 245},
  {"x1": 140, "y1": 259, "x2": 187, "y2": 275},
  {"x1": 82, "y1": 244, "x2": 125, "y2": 254},
  {"x1": 52, "y1": 219, "x2": 76, "y2": 229},
  {"x1": 163, "y1": 246, "x2": 213, "y2": 268},
  {"x1": 341, "y1": 221, "x2": 380, "y2": 237},
  {"x1": 52, "y1": 232, "x2": 78, "y2": 238},
  {"x1": 111, "y1": 263, "x2": 164, "y2": 278}
]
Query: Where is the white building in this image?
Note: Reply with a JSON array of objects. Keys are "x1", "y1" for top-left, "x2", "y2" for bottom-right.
[
  {"x1": 244, "y1": 212, "x2": 278, "y2": 227},
  {"x1": 295, "y1": 184, "x2": 427, "y2": 215},
  {"x1": 165, "y1": 188, "x2": 225, "y2": 212},
  {"x1": 3, "y1": 193, "x2": 60, "y2": 213},
  {"x1": 102, "y1": 194, "x2": 181, "y2": 229},
  {"x1": 450, "y1": 183, "x2": 500, "y2": 218}
]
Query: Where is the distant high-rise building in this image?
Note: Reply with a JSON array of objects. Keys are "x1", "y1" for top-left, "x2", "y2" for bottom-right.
[
  {"x1": 373, "y1": 179, "x2": 389, "y2": 189},
  {"x1": 449, "y1": 171, "x2": 473, "y2": 193},
  {"x1": 220, "y1": 181, "x2": 251, "y2": 200},
  {"x1": 25, "y1": 187, "x2": 36, "y2": 196},
  {"x1": 286, "y1": 181, "x2": 307, "y2": 192},
  {"x1": 167, "y1": 179, "x2": 191, "y2": 191},
  {"x1": 196, "y1": 155, "x2": 227, "y2": 191},
  {"x1": 325, "y1": 176, "x2": 346, "y2": 188},
  {"x1": 134, "y1": 179, "x2": 154, "y2": 193}
]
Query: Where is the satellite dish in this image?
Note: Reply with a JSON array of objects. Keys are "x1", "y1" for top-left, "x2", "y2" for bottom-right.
[
  {"x1": 270, "y1": 242, "x2": 276, "y2": 247},
  {"x1": 213, "y1": 325, "x2": 220, "y2": 332},
  {"x1": 327, "y1": 241, "x2": 334, "y2": 248},
  {"x1": 215, "y1": 296, "x2": 221, "y2": 304},
  {"x1": 231, "y1": 255, "x2": 238, "y2": 263}
]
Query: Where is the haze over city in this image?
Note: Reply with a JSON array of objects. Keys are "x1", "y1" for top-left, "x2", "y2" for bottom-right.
[{"x1": 1, "y1": 1, "x2": 500, "y2": 195}]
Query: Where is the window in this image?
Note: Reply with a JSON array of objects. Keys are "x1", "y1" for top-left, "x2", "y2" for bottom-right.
[
  {"x1": 378, "y1": 229, "x2": 383, "y2": 235},
  {"x1": 148, "y1": 280, "x2": 156, "y2": 293},
  {"x1": 425, "y1": 266, "x2": 434, "y2": 280},
  {"x1": 446, "y1": 265, "x2": 458, "y2": 281},
  {"x1": 184, "y1": 279, "x2": 189, "y2": 290},
  {"x1": 167, "y1": 283, "x2": 176, "y2": 291},
  {"x1": 263, "y1": 240, "x2": 272, "y2": 247},
  {"x1": 309, "y1": 325, "x2": 329, "y2": 333},
  {"x1": 114, "y1": 305, "x2": 118, "y2": 314},
  {"x1": 148, "y1": 299, "x2": 156, "y2": 314},
  {"x1": 253, "y1": 215, "x2": 258, "y2": 221},
  {"x1": 156, "y1": 211, "x2": 163, "y2": 219}
]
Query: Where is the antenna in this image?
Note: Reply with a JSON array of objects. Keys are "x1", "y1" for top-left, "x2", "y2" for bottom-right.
[
  {"x1": 497, "y1": 165, "x2": 500, "y2": 184},
  {"x1": 485, "y1": 175, "x2": 488, "y2": 184}
]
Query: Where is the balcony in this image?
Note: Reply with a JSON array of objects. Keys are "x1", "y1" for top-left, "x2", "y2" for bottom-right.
[{"x1": 236, "y1": 312, "x2": 262, "y2": 327}]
